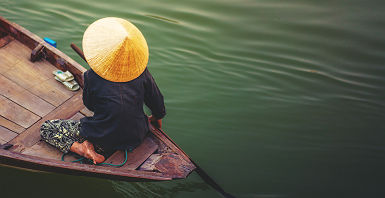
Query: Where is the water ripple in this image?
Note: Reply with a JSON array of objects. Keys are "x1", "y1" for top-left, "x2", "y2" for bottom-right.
[{"x1": 2, "y1": 0, "x2": 385, "y2": 197}]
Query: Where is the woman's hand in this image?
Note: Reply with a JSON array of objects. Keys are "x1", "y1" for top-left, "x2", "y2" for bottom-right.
[{"x1": 149, "y1": 115, "x2": 162, "y2": 129}]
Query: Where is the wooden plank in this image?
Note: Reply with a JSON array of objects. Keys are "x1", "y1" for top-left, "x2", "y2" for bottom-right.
[
  {"x1": 0, "y1": 41, "x2": 20, "y2": 74},
  {"x1": 21, "y1": 141, "x2": 63, "y2": 160},
  {"x1": 124, "y1": 136, "x2": 158, "y2": 170},
  {"x1": 9, "y1": 92, "x2": 84, "y2": 150},
  {"x1": 0, "y1": 35, "x2": 14, "y2": 48},
  {"x1": 1, "y1": 40, "x2": 30, "y2": 60},
  {"x1": 0, "y1": 116, "x2": 25, "y2": 134},
  {"x1": 28, "y1": 77, "x2": 77, "y2": 107},
  {"x1": 102, "y1": 151, "x2": 126, "y2": 166},
  {"x1": 0, "y1": 40, "x2": 78, "y2": 101},
  {"x1": 2, "y1": 40, "x2": 57, "y2": 78},
  {"x1": 0, "y1": 16, "x2": 86, "y2": 88},
  {"x1": 148, "y1": 126, "x2": 196, "y2": 178},
  {"x1": 80, "y1": 107, "x2": 94, "y2": 117},
  {"x1": 0, "y1": 126, "x2": 18, "y2": 144},
  {"x1": 21, "y1": 141, "x2": 76, "y2": 161},
  {"x1": 153, "y1": 153, "x2": 196, "y2": 178},
  {"x1": 149, "y1": 125, "x2": 191, "y2": 162},
  {"x1": 103, "y1": 135, "x2": 158, "y2": 170},
  {"x1": 0, "y1": 148, "x2": 171, "y2": 181},
  {"x1": 69, "y1": 112, "x2": 84, "y2": 121},
  {"x1": 2, "y1": 60, "x2": 50, "y2": 90},
  {"x1": 0, "y1": 74, "x2": 55, "y2": 117},
  {"x1": 139, "y1": 148, "x2": 196, "y2": 178},
  {"x1": 139, "y1": 154, "x2": 162, "y2": 171},
  {"x1": 32, "y1": 60, "x2": 60, "y2": 79},
  {"x1": 0, "y1": 95, "x2": 40, "y2": 128}
]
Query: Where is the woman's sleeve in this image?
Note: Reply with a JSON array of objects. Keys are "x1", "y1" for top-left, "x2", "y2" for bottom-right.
[
  {"x1": 82, "y1": 70, "x2": 95, "y2": 112},
  {"x1": 144, "y1": 69, "x2": 166, "y2": 119}
]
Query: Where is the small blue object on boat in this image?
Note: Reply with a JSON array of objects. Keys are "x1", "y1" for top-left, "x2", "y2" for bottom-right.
[{"x1": 44, "y1": 37, "x2": 57, "y2": 48}]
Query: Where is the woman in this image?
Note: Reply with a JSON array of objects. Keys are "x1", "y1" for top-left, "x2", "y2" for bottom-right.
[{"x1": 40, "y1": 17, "x2": 166, "y2": 164}]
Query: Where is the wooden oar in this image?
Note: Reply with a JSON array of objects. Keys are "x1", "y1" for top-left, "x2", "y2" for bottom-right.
[
  {"x1": 70, "y1": 43, "x2": 85, "y2": 61},
  {"x1": 70, "y1": 43, "x2": 236, "y2": 198}
]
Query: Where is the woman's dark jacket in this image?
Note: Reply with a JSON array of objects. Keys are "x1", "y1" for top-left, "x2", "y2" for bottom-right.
[{"x1": 80, "y1": 68, "x2": 166, "y2": 151}]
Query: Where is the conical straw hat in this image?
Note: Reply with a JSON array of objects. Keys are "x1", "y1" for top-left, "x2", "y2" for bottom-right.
[{"x1": 82, "y1": 17, "x2": 149, "y2": 82}]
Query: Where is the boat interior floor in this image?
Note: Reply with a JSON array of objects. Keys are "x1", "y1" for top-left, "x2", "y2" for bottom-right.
[{"x1": 0, "y1": 35, "x2": 167, "y2": 171}]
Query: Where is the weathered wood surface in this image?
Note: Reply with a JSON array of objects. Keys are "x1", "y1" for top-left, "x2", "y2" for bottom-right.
[
  {"x1": 80, "y1": 107, "x2": 94, "y2": 117},
  {"x1": 69, "y1": 112, "x2": 85, "y2": 121},
  {"x1": 5, "y1": 40, "x2": 57, "y2": 78},
  {"x1": 103, "y1": 135, "x2": 159, "y2": 170},
  {"x1": 0, "y1": 126, "x2": 18, "y2": 144},
  {"x1": 0, "y1": 149, "x2": 172, "y2": 182},
  {"x1": 0, "y1": 116, "x2": 25, "y2": 134},
  {"x1": 0, "y1": 74, "x2": 55, "y2": 117},
  {"x1": 139, "y1": 153, "x2": 195, "y2": 178},
  {"x1": 29, "y1": 77, "x2": 77, "y2": 107},
  {"x1": 0, "y1": 39, "x2": 77, "y2": 107},
  {"x1": 9, "y1": 92, "x2": 84, "y2": 150},
  {"x1": 1, "y1": 39, "x2": 31, "y2": 61},
  {"x1": 0, "y1": 35, "x2": 14, "y2": 48},
  {"x1": 0, "y1": 95, "x2": 40, "y2": 128},
  {"x1": 0, "y1": 16, "x2": 86, "y2": 88},
  {"x1": 124, "y1": 136, "x2": 159, "y2": 170},
  {"x1": 139, "y1": 154, "x2": 162, "y2": 171},
  {"x1": 21, "y1": 141, "x2": 75, "y2": 161},
  {"x1": 2, "y1": 60, "x2": 50, "y2": 90},
  {"x1": 0, "y1": 40, "x2": 19, "y2": 74},
  {"x1": 153, "y1": 153, "x2": 196, "y2": 178},
  {"x1": 149, "y1": 124, "x2": 191, "y2": 162},
  {"x1": 21, "y1": 141, "x2": 63, "y2": 160}
]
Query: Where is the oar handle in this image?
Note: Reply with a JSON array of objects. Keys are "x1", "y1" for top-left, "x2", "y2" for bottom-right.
[{"x1": 70, "y1": 43, "x2": 86, "y2": 62}]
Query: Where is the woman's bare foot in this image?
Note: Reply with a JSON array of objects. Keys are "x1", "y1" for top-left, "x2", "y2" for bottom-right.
[{"x1": 70, "y1": 140, "x2": 105, "y2": 164}]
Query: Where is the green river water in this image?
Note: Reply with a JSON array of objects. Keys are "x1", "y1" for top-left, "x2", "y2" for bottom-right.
[{"x1": 1, "y1": 0, "x2": 385, "y2": 197}]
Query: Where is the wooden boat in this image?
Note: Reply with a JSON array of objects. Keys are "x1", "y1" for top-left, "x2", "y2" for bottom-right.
[{"x1": 0, "y1": 16, "x2": 196, "y2": 182}]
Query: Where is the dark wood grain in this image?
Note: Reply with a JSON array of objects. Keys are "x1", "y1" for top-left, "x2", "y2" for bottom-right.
[
  {"x1": 79, "y1": 107, "x2": 94, "y2": 117},
  {"x1": 2, "y1": 55, "x2": 50, "y2": 90},
  {"x1": 103, "y1": 135, "x2": 158, "y2": 170},
  {"x1": 0, "y1": 74, "x2": 55, "y2": 117},
  {"x1": 69, "y1": 112, "x2": 85, "y2": 121},
  {"x1": 154, "y1": 153, "x2": 196, "y2": 178},
  {"x1": 149, "y1": 124, "x2": 191, "y2": 162},
  {"x1": 0, "y1": 116, "x2": 25, "y2": 134},
  {"x1": 0, "y1": 35, "x2": 14, "y2": 48},
  {"x1": 9, "y1": 92, "x2": 84, "y2": 150},
  {"x1": 29, "y1": 77, "x2": 77, "y2": 107},
  {"x1": 0, "y1": 41, "x2": 19, "y2": 74},
  {"x1": 21, "y1": 141, "x2": 76, "y2": 161},
  {"x1": 0, "y1": 149, "x2": 171, "y2": 182},
  {"x1": 0, "y1": 95, "x2": 40, "y2": 128},
  {"x1": 0, "y1": 16, "x2": 86, "y2": 88},
  {"x1": 0, "y1": 126, "x2": 18, "y2": 144}
]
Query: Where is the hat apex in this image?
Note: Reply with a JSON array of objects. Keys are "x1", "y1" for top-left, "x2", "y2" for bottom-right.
[{"x1": 82, "y1": 17, "x2": 149, "y2": 82}]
